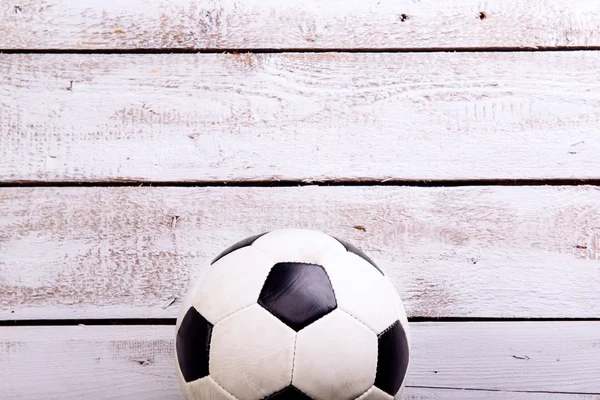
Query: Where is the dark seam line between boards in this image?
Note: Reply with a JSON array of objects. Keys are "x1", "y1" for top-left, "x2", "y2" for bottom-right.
[
  {"x1": 408, "y1": 386, "x2": 600, "y2": 396},
  {"x1": 1, "y1": 179, "x2": 600, "y2": 188},
  {"x1": 2, "y1": 317, "x2": 600, "y2": 326},
  {"x1": 3, "y1": 46, "x2": 600, "y2": 54}
]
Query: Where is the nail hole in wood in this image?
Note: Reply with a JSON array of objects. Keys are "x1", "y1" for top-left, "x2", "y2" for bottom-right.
[{"x1": 479, "y1": 11, "x2": 487, "y2": 20}]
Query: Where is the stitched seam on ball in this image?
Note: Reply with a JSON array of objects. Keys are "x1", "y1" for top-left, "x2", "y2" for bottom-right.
[
  {"x1": 327, "y1": 233, "x2": 357, "y2": 254},
  {"x1": 290, "y1": 333, "x2": 298, "y2": 385},
  {"x1": 338, "y1": 306, "x2": 377, "y2": 336},
  {"x1": 262, "y1": 385, "x2": 296, "y2": 400},
  {"x1": 225, "y1": 245, "x2": 279, "y2": 321},
  {"x1": 209, "y1": 240, "x2": 276, "y2": 324},
  {"x1": 322, "y1": 252, "x2": 382, "y2": 334},
  {"x1": 217, "y1": 302, "x2": 256, "y2": 325},
  {"x1": 249, "y1": 238, "x2": 329, "y2": 269},
  {"x1": 320, "y1": 263, "x2": 337, "y2": 306},
  {"x1": 206, "y1": 324, "x2": 213, "y2": 376},
  {"x1": 200, "y1": 244, "x2": 273, "y2": 325},
  {"x1": 277, "y1": 261, "x2": 326, "y2": 267},
  {"x1": 372, "y1": 326, "x2": 380, "y2": 397},
  {"x1": 250, "y1": 245, "x2": 275, "y2": 266},
  {"x1": 209, "y1": 375, "x2": 238, "y2": 400},
  {"x1": 336, "y1": 308, "x2": 378, "y2": 389},
  {"x1": 320, "y1": 252, "x2": 381, "y2": 336},
  {"x1": 354, "y1": 385, "x2": 375, "y2": 400},
  {"x1": 378, "y1": 320, "x2": 400, "y2": 338},
  {"x1": 254, "y1": 246, "x2": 278, "y2": 309},
  {"x1": 329, "y1": 234, "x2": 384, "y2": 276}
]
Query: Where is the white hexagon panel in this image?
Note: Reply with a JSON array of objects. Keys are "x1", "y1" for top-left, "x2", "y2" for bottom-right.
[
  {"x1": 210, "y1": 304, "x2": 296, "y2": 400},
  {"x1": 292, "y1": 309, "x2": 378, "y2": 400}
]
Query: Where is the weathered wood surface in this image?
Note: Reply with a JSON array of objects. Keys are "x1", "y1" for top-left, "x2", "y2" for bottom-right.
[
  {"x1": 1, "y1": 322, "x2": 599, "y2": 398},
  {"x1": 2, "y1": 186, "x2": 599, "y2": 320},
  {"x1": 2, "y1": 0, "x2": 600, "y2": 50},
  {"x1": 2, "y1": 52, "x2": 600, "y2": 183},
  {"x1": 406, "y1": 390, "x2": 599, "y2": 399}
]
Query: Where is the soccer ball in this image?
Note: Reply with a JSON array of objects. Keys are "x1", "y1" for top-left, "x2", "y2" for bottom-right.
[{"x1": 175, "y1": 228, "x2": 410, "y2": 400}]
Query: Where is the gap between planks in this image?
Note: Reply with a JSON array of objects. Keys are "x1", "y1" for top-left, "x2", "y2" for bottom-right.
[
  {"x1": 3, "y1": 46, "x2": 600, "y2": 54},
  {"x1": 4, "y1": 317, "x2": 600, "y2": 326},
  {"x1": 1, "y1": 179, "x2": 600, "y2": 188}
]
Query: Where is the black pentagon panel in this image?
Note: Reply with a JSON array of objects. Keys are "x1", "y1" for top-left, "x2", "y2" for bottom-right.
[
  {"x1": 176, "y1": 307, "x2": 213, "y2": 383},
  {"x1": 211, "y1": 231, "x2": 269, "y2": 264},
  {"x1": 264, "y1": 385, "x2": 312, "y2": 400},
  {"x1": 258, "y1": 262, "x2": 337, "y2": 332},
  {"x1": 332, "y1": 237, "x2": 384, "y2": 275},
  {"x1": 375, "y1": 320, "x2": 410, "y2": 396}
]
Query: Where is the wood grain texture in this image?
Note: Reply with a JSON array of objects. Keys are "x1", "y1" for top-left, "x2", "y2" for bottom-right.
[
  {"x1": 2, "y1": 52, "x2": 600, "y2": 183},
  {"x1": 1, "y1": 186, "x2": 600, "y2": 320},
  {"x1": 1, "y1": 323, "x2": 599, "y2": 398},
  {"x1": 2, "y1": 0, "x2": 600, "y2": 50},
  {"x1": 405, "y1": 389, "x2": 599, "y2": 399}
]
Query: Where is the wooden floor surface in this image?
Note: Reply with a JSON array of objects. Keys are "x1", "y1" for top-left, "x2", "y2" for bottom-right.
[{"x1": 1, "y1": 0, "x2": 600, "y2": 398}]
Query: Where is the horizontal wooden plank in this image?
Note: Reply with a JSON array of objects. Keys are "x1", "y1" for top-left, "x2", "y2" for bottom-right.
[
  {"x1": 1, "y1": 322, "x2": 599, "y2": 398},
  {"x1": 409, "y1": 322, "x2": 600, "y2": 395},
  {"x1": 2, "y1": 52, "x2": 600, "y2": 183},
  {"x1": 1, "y1": 186, "x2": 599, "y2": 320},
  {"x1": 2, "y1": 0, "x2": 600, "y2": 50},
  {"x1": 406, "y1": 389, "x2": 599, "y2": 399}
]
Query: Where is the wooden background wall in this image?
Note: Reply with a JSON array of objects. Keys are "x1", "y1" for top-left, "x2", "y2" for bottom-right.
[{"x1": 1, "y1": 0, "x2": 600, "y2": 398}]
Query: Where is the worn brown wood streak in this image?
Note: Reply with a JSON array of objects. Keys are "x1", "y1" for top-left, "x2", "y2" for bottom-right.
[
  {"x1": 2, "y1": 0, "x2": 600, "y2": 50},
  {"x1": 1, "y1": 323, "x2": 599, "y2": 398},
  {"x1": 1, "y1": 52, "x2": 600, "y2": 182},
  {"x1": 1, "y1": 186, "x2": 599, "y2": 320}
]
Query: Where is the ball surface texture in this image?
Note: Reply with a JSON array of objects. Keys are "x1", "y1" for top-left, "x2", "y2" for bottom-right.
[{"x1": 175, "y1": 228, "x2": 410, "y2": 400}]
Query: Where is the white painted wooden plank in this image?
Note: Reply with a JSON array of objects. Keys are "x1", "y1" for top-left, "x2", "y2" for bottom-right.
[
  {"x1": 1, "y1": 323, "x2": 599, "y2": 398},
  {"x1": 1, "y1": 186, "x2": 599, "y2": 320},
  {"x1": 409, "y1": 322, "x2": 600, "y2": 394},
  {"x1": 0, "y1": 325, "x2": 176, "y2": 399},
  {"x1": 406, "y1": 389, "x2": 599, "y2": 399},
  {"x1": 2, "y1": 52, "x2": 600, "y2": 183},
  {"x1": 2, "y1": 0, "x2": 600, "y2": 50}
]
